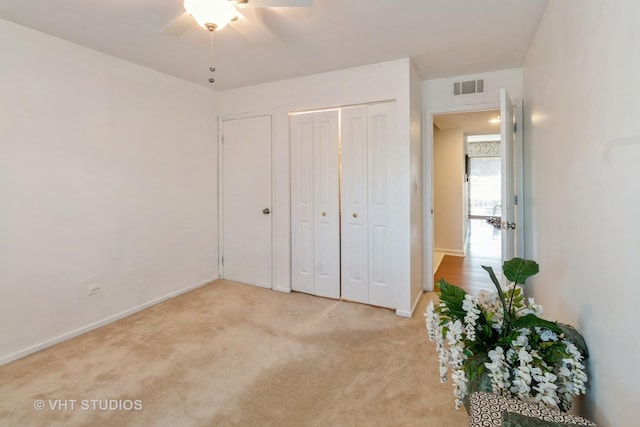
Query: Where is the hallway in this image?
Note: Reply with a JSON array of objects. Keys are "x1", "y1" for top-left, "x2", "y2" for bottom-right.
[{"x1": 434, "y1": 218, "x2": 502, "y2": 294}]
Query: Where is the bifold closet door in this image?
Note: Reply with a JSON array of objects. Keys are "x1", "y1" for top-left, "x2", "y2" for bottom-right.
[
  {"x1": 290, "y1": 111, "x2": 340, "y2": 299},
  {"x1": 341, "y1": 102, "x2": 396, "y2": 308},
  {"x1": 340, "y1": 106, "x2": 369, "y2": 303},
  {"x1": 366, "y1": 102, "x2": 395, "y2": 308}
]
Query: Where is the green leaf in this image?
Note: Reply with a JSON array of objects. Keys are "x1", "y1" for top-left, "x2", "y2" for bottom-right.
[
  {"x1": 545, "y1": 345, "x2": 569, "y2": 364},
  {"x1": 482, "y1": 265, "x2": 507, "y2": 308},
  {"x1": 482, "y1": 265, "x2": 509, "y2": 330},
  {"x1": 511, "y1": 314, "x2": 562, "y2": 334},
  {"x1": 482, "y1": 265, "x2": 502, "y2": 289},
  {"x1": 437, "y1": 279, "x2": 468, "y2": 319},
  {"x1": 438, "y1": 279, "x2": 467, "y2": 302},
  {"x1": 559, "y1": 323, "x2": 589, "y2": 358},
  {"x1": 502, "y1": 258, "x2": 540, "y2": 284}
]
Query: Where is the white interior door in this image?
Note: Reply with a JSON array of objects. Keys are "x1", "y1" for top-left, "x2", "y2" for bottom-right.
[
  {"x1": 312, "y1": 111, "x2": 340, "y2": 299},
  {"x1": 340, "y1": 103, "x2": 395, "y2": 308},
  {"x1": 514, "y1": 100, "x2": 525, "y2": 258},
  {"x1": 500, "y1": 89, "x2": 516, "y2": 262},
  {"x1": 341, "y1": 106, "x2": 369, "y2": 303},
  {"x1": 221, "y1": 115, "x2": 272, "y2": 288},
  {"x1": 290, "y1": 110, "x2": 340, "y2": 299},
  {"x1": 290, "y1": 114, "x2": 315, "y2": 294},
  {"x1": 367, "y1": 102, "x2": 395, "y2": 308}
]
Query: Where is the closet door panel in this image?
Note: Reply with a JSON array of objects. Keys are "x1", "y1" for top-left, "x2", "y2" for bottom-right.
[
  {"x1": 368, "y1": 102, "x2": 396, "y2": 308},
  {"x1": 312, "y1": 111, "x2": 340, "y2": 299},
  {"x1": 340, "y1": 106, "x2": 369, "y2": 303},
  {"x1": 290, "y1": 114, "x2": 315, "y2": 295}
]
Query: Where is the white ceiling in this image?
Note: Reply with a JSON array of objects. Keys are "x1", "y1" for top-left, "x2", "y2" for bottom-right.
[
  {"x1": 0, "y1": 0, "x2": 548, "y2": 90},
  {"x1": 434, "y1": 110, "x2": 501, "y2": 135}
]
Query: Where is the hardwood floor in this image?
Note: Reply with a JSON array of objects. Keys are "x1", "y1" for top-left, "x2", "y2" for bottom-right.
[
  {"x1": 434, "y1": 219, "x2": 503, "y2": 294},
  {"x1": 434, "y1": 254, "x2": 501, "y2": 294}
]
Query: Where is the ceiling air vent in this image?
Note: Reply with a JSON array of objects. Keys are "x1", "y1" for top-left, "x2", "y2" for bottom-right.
[{"x1": 453, "y1": 79, "x2": 485, "y2": 96}]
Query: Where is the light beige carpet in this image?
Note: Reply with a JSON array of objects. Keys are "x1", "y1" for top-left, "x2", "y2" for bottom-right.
[{"x1": 0, "y1": 280, "x2": 469, "y2": 426}]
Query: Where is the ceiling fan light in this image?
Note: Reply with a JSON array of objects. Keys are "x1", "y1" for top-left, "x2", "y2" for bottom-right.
[{"x1": 184, "y1": 0, "x2": 237, "y2": 30}]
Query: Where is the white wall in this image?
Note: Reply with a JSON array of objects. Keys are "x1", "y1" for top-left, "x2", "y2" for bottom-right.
[
  {"x1": 424, "y1": 68, "x2": 523, "y2": 113},
  {"x1": 433, "y1": 128, "x2": 465, "y2": 254},
  {"x1": 219, "y1": 59, "x2": 416, "y2": 315},
  {"x1": 523, "y1": 1, "x2": 640, "y2": 426},
  {"x1": 0, "y1": 20, "x2": 219, "y2": 364}
]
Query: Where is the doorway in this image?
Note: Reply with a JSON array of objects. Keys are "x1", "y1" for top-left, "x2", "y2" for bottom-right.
[
  {"x1": 467, "y1": 135, "x2": 502, "y2": 260},
  {"x1": 426, "y1": 90, "x2": 523, "y2": 292},
  {"x1": 432, "y1": 110, "x2": 502, "y2": 272}
]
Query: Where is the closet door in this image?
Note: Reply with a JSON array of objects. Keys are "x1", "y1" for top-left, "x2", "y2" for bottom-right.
[
  {"x1": 341, "y1": 103, "x2": 396, "y2": 308},
  {"x1": 340, "y1": 106, "x2": 369, "y2": 303},
  {"x1": 312, "y1": 111, "x2": 340, "y2": 299},
  {"x1": 290, "y1": 114, "x2": 315, "y2": 295},
  {"x1": 290, "y1": 111, "x2": 340, "y2": 299},
  {"x1": 367, "y1": 102, "x2": 396, "y2": 308}
]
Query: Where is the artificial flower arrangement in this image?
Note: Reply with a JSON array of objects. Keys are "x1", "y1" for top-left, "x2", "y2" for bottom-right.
[{"x1": 425, "y1": 258, "x2": 588, "y2": 412}]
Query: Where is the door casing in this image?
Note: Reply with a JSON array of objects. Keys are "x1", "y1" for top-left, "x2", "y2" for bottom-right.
[{"x1": 424, "y1": 98, "x2": 525, "y2": 291}]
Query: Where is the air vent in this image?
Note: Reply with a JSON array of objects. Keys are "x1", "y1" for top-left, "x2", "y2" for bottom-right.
[{"x1": 453, "y1": 79, "x2": 485, "y2": 96}]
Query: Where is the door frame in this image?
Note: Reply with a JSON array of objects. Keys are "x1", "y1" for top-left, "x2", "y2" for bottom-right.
[
  {"x1": 423, "y1": 100, "x2": 524, "y2": 291},
  {"x1": 218, "y1": 111, "x2": 276, "y2": 288}
]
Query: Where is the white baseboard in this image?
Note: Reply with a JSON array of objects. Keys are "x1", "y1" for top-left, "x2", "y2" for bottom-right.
[
  {"x1": 433, "y1": 251, "x2": 445, "y2": 272},
  {"x1": 396, "y1": 290, "x2": 423, "y2": 318},
  {"x1": 273, "y1": 286, "x2": 291, "y2": 294},
  {"x1": 434, "y1": 247, "x2": 465, "y2": 257},
  {"x1": 0, "y1": 276, "x2": 217, "y2": 367},
  {"x1": 396, "y1": 291, "x2": 422, "y2": 318},
  {"x1": 395, "y1": 308, "x2": 411, "y2": 318}
]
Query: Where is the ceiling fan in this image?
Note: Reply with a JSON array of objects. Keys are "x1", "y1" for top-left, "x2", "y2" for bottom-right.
[{"x1": 162, "y1": 0, "x2": 313, "y2": 36}]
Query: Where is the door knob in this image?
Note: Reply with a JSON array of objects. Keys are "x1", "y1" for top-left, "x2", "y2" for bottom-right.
[
  {"x1": 321, "y1": 211, "x2": 327, "y2": 217},
  {"x1": 263, "y1": 208, "x2": 270, "y2": 215},
  {"x1": 352, "y1": 213, "x2": 358, "y2": 218}
]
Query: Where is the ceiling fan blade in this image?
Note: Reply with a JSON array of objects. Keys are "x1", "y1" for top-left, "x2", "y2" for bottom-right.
[
  {"x1": 226, "y1": 8, "x2": 277, "y2": 44},
  {"x1": 237, "y1": 0, "x2": 313, "y2": 7},
  {"x1": 160, "y1": 11, "x2": 195, "y2": 37}
]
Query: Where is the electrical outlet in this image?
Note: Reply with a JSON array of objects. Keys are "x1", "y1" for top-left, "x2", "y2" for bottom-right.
[{"x1": 87, "y1": 284, "x2": 103, "y2": 296}]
